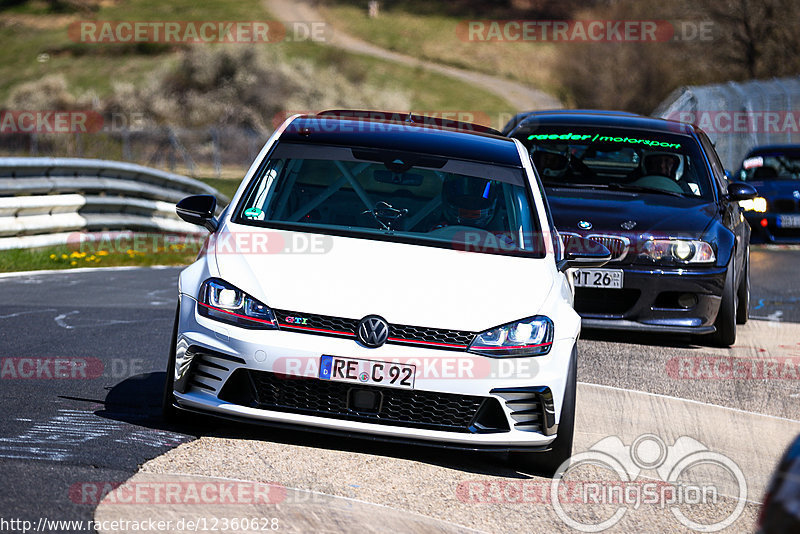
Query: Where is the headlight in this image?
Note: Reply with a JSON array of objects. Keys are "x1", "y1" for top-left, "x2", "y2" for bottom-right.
[
  {"x1": 198, "y1": 278, "x2": 277, "y2": 329},
  {"x1": 739, "y1": 197, "x2": 767, "y2": 212},
  {"x1": 640, "y1": 239, "x2": 715, "y2": 264},
  {"x1": 468, "y1": 316, "x2": 553, "y2": 357}
]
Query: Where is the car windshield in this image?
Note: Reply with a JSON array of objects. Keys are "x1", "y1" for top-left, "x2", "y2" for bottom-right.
[
  {"x1": 233, "y1": 142, "x2": 544, "y2": 256},
  {"x1": 739, "y1": 153, "x2": 800, "y2": 181},
  {"x1": 516, "y1": 127, "x2": 714, "y2": 200}
]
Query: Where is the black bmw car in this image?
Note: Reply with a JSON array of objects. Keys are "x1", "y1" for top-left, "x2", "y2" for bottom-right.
[
  {"x1": 505, "y1": 111, "x2": 757, "y2": 346},
  {"x1": 737, "y1": 144, "x2": 800, "y2": 243}
]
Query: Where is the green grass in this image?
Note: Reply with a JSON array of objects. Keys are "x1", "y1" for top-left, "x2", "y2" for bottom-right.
[
  {"x1": 320, "y1": 2, "x2": 561, "y2": 98},
  {"x1": 0, "y1": 238, "x2": 203, "y2": 273},
  {"x1": 279, "y1": 40, "x2": 513, "y2": 127},
  {"x1": 0, "y1": 0, "x2": 515, "y2": 121}
]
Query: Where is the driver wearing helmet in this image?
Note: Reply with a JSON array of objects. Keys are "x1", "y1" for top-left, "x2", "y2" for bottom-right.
[
  {"x1": 531, "y1": 144, "x2": 571, "y2": 179},
  {"x1": 643, "y1": 152, "x2": 682, "y2": 180},
  {"x1": 440, "y1": 175, "x2": 499, "y2": 229}
]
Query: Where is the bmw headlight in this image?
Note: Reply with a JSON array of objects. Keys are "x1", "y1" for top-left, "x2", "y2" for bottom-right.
[
  {"x1": 198, "y1": 278, "x2": 277, "y2": 329},
  {"x1": 739, "y1": 197, "x2": 767, "y2": 212},
  {"x1": 640, "y1": 239, "x2": 715, "y2": 264},
  {"x1": 468, "y1": 316, "x2": 553, "y2": 357}
]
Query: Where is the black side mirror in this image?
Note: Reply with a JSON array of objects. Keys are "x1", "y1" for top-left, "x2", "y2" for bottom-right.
[
  {"x1": 176, "y1": 195, "x2": 218, "y2": 232},
  {"x1": 557, "y1": 235, "x2": 612, "y2": 272},
  {"x1": 726, "y1": 182, "x2": 758, "y2": 201}
]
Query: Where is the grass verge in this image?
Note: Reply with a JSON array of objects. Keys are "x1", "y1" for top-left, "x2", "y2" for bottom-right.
[
  {"x1": 320, "y1": 2, "x2": 561, "y2": 98},
  {"x1": 0, "y1": 238, "x2": 201, "y2": 273},
  {"x1": 0, "y1": 0, "x2": 515, "y2": 122}
]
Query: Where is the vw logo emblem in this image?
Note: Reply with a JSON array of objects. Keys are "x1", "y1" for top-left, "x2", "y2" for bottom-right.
[
  {"x1": 578, "y1": 220, "x2": 592, "y2": 230},
  {"x1": 357, "y1": 315, "x2": 389, "y2": 348}
]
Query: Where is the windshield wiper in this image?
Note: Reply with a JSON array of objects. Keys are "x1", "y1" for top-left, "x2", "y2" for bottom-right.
[
  {"x1": 542, "y1": 181, "x2": 608, "y2": 189},
  {"x1": 607, "y1": 183, "x2": 685, "y2": 198}
]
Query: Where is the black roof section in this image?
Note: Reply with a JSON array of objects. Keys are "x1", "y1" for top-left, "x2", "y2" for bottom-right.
[
  {"x1": 317, "y1": 110, "x2": 502, "y2": 136},
  {"x1": 743, "y1": 144, "x2": 800, "y2": 158},
  {"x1": 505, "y1": 109, "x2": 697, "y2": 138},
  {"x1": 501, "y1": 109, "x2": 640, "y2": 135},
  {"x1": 279, "y1": 112, "x2": 522, "y2": 167}
]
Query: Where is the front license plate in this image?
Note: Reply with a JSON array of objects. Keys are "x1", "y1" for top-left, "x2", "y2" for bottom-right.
[
  {"x1": 319, "y1": 355, "x2": 415, "y2": 390},
  {"x1": 573, "y1": 268, "x2": 624, "y2": 289},
  {"x1": 779, "y1": 215, "x2": 800, "y2": 228}
]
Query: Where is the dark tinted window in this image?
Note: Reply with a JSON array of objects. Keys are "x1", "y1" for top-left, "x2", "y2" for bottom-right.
[{"x1": 514, "y1": 126, "x2": 714, "y2": 200}]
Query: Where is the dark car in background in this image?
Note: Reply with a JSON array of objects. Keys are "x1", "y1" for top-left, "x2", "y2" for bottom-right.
[
  {"x1": 737, "y1": 145, "x2": 800, "y2": 242},
  {"x1": 506, "y1": 111, "x2": 757, "y2": 346},
  {"x1": 759, "y1": 434, "x2": 800, "y2": 533}
]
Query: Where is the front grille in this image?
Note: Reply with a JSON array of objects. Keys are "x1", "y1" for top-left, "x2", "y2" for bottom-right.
[
  {"x1": 562, "y1": 233, "x2": 630, "y2": 261},
  {"x1": 273, "y1": 309, "x2": 475, "y2": 350},
  {"x1": 774, "y1": 198, "x2": 798, "y2": 213},
  {"x1": 388, "y1": 324, "x2": 475, "y2": 347},
  {"x1": 273, "y1": 310, "x2": 358, "y2": 337},
  {"x1": 218, "y1": 369, "x2": 509, "y2": 434},
  {"x1": 574, "y1": 287, "x2": 641, "y2": 316}
]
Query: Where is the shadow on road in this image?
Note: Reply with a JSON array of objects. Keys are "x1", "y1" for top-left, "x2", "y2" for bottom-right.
[
  {"x1": 95, "y1": 372, "x2": 534, "y2": 480},
  {"x1": 580, "y1": 328, "x2": 706, "y2": 348}
]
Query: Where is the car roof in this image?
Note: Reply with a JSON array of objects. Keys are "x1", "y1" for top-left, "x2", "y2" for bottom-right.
[
  {"x1": 743, "y1": 144, "x2": 800, "y2": 159},
  {"x1": 280, "y1": 114, "x2": 523, "y2": 167},
  {"x1": 507, "y1": 110, "x2": 697, "y2": 137}
]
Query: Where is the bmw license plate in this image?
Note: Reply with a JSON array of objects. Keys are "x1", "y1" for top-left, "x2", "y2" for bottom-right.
[
  {"x1": 573, "y1": 268, "x2": 623, "y2": 289},
  {"x1": 319, "y1": 355, "x2": 415, "y2": 390},
  {"x1": 778, "y1": 215, "x2": 800, "y2": 228}
]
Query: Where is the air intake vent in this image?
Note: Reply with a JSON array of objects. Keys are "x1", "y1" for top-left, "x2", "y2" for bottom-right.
[{"x1": 490, "y1": 386, "x2": 557, "y2": 435}]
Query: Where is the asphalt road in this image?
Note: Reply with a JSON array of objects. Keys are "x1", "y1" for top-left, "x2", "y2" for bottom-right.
[
  {"x1": 0, "y1": 246, "x2": 798, "y2": 531},
  {"x1": 748, "y1": 245, "x2": 800, "y2": 323},
  {"x1": 0, "y1": 267, "x2": 192, "y2": 530}
]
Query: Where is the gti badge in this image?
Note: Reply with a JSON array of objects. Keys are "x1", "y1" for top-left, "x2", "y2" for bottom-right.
[
  {"x1": 357, "y1": 315, "x2": 389, "y2": 348},
  {"x1": 794, "y1": 190, "x2": 800, "y2": 200},
  {"x1": 578, "y1": 220, "x2": 592, "y2": 230},
  {"x1": 620, "y1": 220, "x2": 637, "y2": 230}
]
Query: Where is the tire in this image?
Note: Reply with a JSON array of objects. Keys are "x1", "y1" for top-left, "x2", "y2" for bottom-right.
[
  {"x1": 161, "y1": 303, "x2": 181, "y2": 422},
  {"x1": 708, "y1": 262, "x2": 737, "y2": 347},
  {"x1": 510, "y1": 346, "x2": 577, "y2": 478},
  {"x1": 736, "y1": 252, "x2": 750, "y2": 325}
]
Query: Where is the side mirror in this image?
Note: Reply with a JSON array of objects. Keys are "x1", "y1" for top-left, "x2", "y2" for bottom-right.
[
  {"x1": 176, "y1": 195, "x2": 218, "y2": 232},
  {"x1": 557, "y1": 235, "x2": 612, "y2": 272},
  {"x1": 726, "y1": 182, "x2": 758, "y2": 201}
]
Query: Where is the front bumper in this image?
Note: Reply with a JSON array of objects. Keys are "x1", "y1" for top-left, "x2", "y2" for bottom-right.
[
  {"x1": 574, "y1": 264, "x2": 726, "y2": 334},
  {"x1": 172, "y1": 295, "x2": 575, "y2": 449}
]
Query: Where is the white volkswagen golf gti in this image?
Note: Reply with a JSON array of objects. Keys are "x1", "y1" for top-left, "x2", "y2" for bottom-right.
[{"x1": 163, "y1": 111, "x2": 609, "y2": 474}]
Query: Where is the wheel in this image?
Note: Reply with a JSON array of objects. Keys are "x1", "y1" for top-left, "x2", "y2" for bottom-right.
[
  {"x1": 161, "y1": 303, "x2": 181, "y2": 422},
  {"x1": 736, "y1": 252, "x2": 749, "y2": 325},
  {"x1": 510, "y1": 346, "x2": 577, "y2": 478},
  {"x1": 708, "y1": 262, "x2": 737, "y2": 347}
]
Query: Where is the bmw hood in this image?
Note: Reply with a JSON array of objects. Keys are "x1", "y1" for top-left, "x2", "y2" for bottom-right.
[
  {"x1": 546, "y1": 188, "x2": 716, "y2": 238},
  {"x1": 212, "y1": 227, "x2": 556, "y2": 332}
]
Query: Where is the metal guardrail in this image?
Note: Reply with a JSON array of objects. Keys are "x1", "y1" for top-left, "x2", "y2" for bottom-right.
[
  {"x1": 0, "y1": 157, "x2": 230, "y2": 250},
  {"x1": 654, "y1": 76, "x2": 800, "y2": 171}
]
